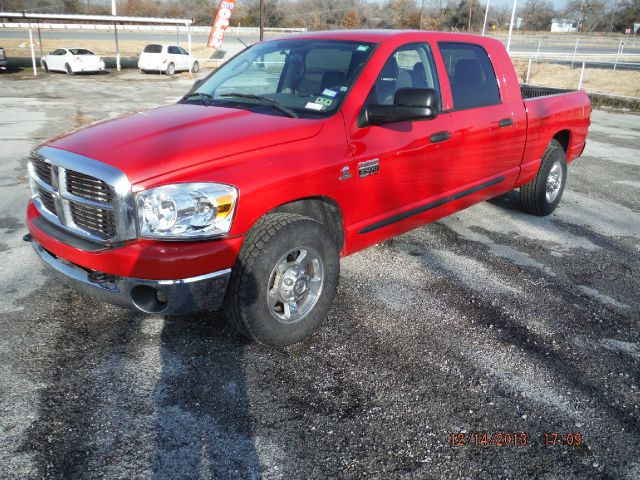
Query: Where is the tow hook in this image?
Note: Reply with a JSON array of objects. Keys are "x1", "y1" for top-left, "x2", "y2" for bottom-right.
[
  {"x1": 88, "y1": 271, "x2": 117, "y2": 284},
  {"x1": 23, "y1": 233, "x2": 33, "y2": 243}
]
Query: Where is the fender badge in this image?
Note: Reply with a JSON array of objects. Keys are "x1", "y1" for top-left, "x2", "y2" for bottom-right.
[
  {"x1": 359, "y1": 158, "x2": 379, "y2": 178},
  {"x1": 339, "y1": 166, "x2": 352, "y2": 181}
]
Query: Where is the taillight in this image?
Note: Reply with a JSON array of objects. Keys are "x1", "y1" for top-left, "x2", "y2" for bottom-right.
[{"x1": 162, "y1": 57, "x2": 168, "y2": 64}]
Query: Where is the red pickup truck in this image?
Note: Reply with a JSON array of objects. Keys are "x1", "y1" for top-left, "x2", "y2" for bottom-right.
[{"x1": 25, "y1": 30, "x2": 590, "y2": 346}]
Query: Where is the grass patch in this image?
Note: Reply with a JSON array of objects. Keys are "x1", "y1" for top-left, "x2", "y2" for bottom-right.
[{"x1": 513, "y1": 59, "x2": 640, "y2": 98}]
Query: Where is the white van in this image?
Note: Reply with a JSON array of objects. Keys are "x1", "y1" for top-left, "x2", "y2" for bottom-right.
[{"x1": 138, "y1": 44, "x2": 199, "y2": 75}]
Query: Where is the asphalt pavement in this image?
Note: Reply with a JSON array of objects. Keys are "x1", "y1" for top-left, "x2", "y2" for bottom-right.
[{"x1": 0, "y1": 69, "x2": 639, "y2": 479}]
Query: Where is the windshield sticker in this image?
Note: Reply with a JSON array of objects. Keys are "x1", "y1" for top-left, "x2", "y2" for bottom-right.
[
  {"x1": 315, "y1": 97, "x2": 333, "y2": 107},
  {"x1": 322, "y1": 88, "x2": 338, "y2": 98},
  {"x1": 339, "y1": 86, "x2": 348, "y2": 92},
  {"x1": 356, "y1": 45, "x2": 370, "y2": 52},
  {"x1": 305, "y1": 102, "x2": 324, "y2": 111}
]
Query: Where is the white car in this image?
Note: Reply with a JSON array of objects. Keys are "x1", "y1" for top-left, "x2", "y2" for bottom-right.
[
  {"x1": 138, "y1": 44, "x2": 199, "y2": 75},
  {"x1": 41, "y1": 48, "x2": 105, "y2": 74}
]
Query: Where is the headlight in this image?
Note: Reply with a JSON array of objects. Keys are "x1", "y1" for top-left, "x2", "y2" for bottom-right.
[{"x1": 135, "y1": 183, "x2": 237, "y2": 239}]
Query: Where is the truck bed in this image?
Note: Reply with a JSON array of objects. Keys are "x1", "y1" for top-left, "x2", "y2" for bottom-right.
[
  {"x1": 520, "y1": 84, "x2": 574, "y2": 100},
  {"x1": 518, "y1": 84, "x2": 591, "y2": 186}
]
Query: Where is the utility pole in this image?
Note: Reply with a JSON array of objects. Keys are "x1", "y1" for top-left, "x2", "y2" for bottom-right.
[
  {"x1": 506, "y1": 0, "x2": 517, "y2": 52},
  {"x1": 420, "y1": 0, "x2": 425, "y2": 29},
  {"x1": 482, "y1": 0, "x2": 490, "y2": 35},
  {"x1": 259, "y1": 0, "x2": 264, "y2": 41},
  {"x1": 468, "y1": 0, "x2": 472, "y2": 31},
  {"x1": 112, "y1": 0, "x2": 120, "y2": 71},
  {"x1": 609, "y1": 0, "x2": 617, "y2": 33}
]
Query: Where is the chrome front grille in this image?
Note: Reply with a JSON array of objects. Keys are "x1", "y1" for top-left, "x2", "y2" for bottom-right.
[
  {"x1": 66, "y1": 170, "x2": 114, "y2": 203},
  {"x1": 69, "y1": 201, "x2": 117, "y2": 237},
  {"x1": 33, "y1": 157, "x2": 53, "y2": 185},
  {"x1": 29, "y1": 147, "x2": 136, "y2": 244},
  {"x1": 38, "y1": 188, "x2": 57, "y2": 214}
]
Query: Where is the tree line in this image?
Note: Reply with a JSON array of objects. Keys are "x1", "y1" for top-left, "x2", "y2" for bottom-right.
[{"x1": 2, "y1": 0, "x2": 639, "y2": 33}]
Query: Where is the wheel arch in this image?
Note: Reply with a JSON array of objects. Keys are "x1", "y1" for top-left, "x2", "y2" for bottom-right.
[
  {"x1": 552, "y1": 130, "x2": 571, "y2": 153},
  {"x1": 268, "y1": 196, "x2": 344, "y2": 252}
]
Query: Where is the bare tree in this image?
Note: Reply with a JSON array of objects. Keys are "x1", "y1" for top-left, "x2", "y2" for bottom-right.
[
  {"x1": 492, "y1": 3, "x2": 512, "y2": 29},
  {"x1": 564, "y1": 0, "x2": 607, "y2": 31},
  {"x1": 521, "y1": 0, "x2": 555, "y2": 31},
  {"x1": 383, "y1": 0, "x2": 421, "y2": 28},
  {"x1": 445, "y1": 0, "x2": 484, "y2": 30},
  {"x1": 342, "y1": 9, "x2": 360, "y2": 28},
  {"x1": 611, "y1": 0, "x2": 640, "y2": 32}
]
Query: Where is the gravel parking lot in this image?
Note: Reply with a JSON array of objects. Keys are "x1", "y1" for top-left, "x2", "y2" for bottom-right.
[{"x1": 0, "y1": 69, "x2": 639, "y2": 479}]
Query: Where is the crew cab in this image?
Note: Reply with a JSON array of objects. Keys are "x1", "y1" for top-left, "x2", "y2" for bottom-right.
[{"x1": 25, "y1": 31, "x2": 591, "y2": 346}]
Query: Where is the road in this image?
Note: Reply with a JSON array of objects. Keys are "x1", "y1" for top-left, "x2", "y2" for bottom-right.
[
  {"x1": 0, "y1": 69, "x2": 639, "y2": 479},
  {"x1": 1, "y1": 28, "x2": 639, "y2": 57}
]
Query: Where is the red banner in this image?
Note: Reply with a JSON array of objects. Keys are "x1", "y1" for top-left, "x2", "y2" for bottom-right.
[{"x1": 207, "y1": 0, "x2": 236, "y2": 49}]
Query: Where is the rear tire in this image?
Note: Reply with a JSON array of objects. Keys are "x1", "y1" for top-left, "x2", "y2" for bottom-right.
[
  {"x1": 520, "y1": 139, "x2": 567, "y2": 216},
  {"x1": 224, "y1": 213, "x2": 340, "y2": 347},
  {"x1": 165, "y1": 63, "x2": 175, "y2": 76},
  {"x1": 65, "y1": 63, "x2": 74, "y2": 75}
]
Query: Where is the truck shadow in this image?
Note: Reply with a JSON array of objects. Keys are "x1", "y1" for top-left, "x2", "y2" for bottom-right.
[
  {"x1": 486, "y1": 189, "x2": 522, "y2": 211},
  {"x1": 16, "y1": 282, "x2": 260, "y2": 478},
  {"x1": 153, "y1": 312, "x2": 261, "y2": 479}
]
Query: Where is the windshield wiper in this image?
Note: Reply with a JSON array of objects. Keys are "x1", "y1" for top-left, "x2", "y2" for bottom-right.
[
  {"x1": 219, "y1": 93, "x2": 299, "y2": 118},
  {"x1": 179, "y1": 92, "x2": 213, "y2": 106}
]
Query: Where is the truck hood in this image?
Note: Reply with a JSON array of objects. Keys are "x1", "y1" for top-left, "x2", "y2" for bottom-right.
[{"x1": 47, "y1": 103, "x2": 323, "y2": 184}]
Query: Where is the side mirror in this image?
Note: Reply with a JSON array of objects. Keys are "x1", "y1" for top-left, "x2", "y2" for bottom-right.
[
  {"x1": 364, "y1": 88, "x2": 439, "y2": 126},
  {"x1": 192, "y1": 79, "x2": 205, "y2": 89}
]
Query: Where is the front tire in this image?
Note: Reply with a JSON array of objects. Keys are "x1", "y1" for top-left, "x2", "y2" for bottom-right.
[
  {"x1": 520, "y1": 139, "x2": 567, "y2": 216},
  {"x1": 65, "y1": 63, "x2": 74, "y2": 75},
  {"x1": 224, "y1": 213, "x2": 340, "y2": 346},
  {"x1": 42, "y1": 61, "x2": 49, "y2": 72},
  {"x1": 165, "y1": 63, "x2": 175, "y2": 76}
]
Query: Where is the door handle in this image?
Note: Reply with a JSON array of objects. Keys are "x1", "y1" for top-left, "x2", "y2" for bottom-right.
[
  {"x1": 499, "y1": 118, "x2": 513, "y2": 128},
  {"x1": 430, "y1": 131, "x2": 451, "y2": 143}
]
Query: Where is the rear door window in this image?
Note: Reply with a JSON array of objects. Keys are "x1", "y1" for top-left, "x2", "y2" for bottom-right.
[
  {"x1": 439, "y1": 42, "x2": 501, "y2": 110},
  {"x1": 168, "y1": 46, "x2": 180, "y2": 55}
]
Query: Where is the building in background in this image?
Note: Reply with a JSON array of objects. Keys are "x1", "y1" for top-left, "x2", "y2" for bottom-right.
[{"x1": 551, "y1": 19, "x2": 578, "y2": 32}]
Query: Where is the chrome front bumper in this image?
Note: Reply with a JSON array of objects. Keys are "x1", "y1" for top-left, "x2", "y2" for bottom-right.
[{"x1": 31, "y1": 240, "x2": 231, "y2": 315}]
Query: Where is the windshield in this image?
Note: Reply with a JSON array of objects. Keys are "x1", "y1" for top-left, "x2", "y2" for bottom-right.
[
  {"x1": 69, "y1": 49, "x2": 95, "y2": 55},
  {"x1": 189, "y1": 39, "x2": 376, "y2": 118}
]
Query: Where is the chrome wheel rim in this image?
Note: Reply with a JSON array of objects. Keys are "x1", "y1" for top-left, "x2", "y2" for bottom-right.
[
  {"x1": 546, "y1": 160, "x2": 563, "y2": 203},
  {"x1": 267, "y1": 246, "x2": 324, "y2": 324}
]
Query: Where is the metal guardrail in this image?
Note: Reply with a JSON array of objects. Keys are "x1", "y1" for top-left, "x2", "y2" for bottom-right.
[{"x1": 0, "y1": 23, "x2": 307, "y2": 34}]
